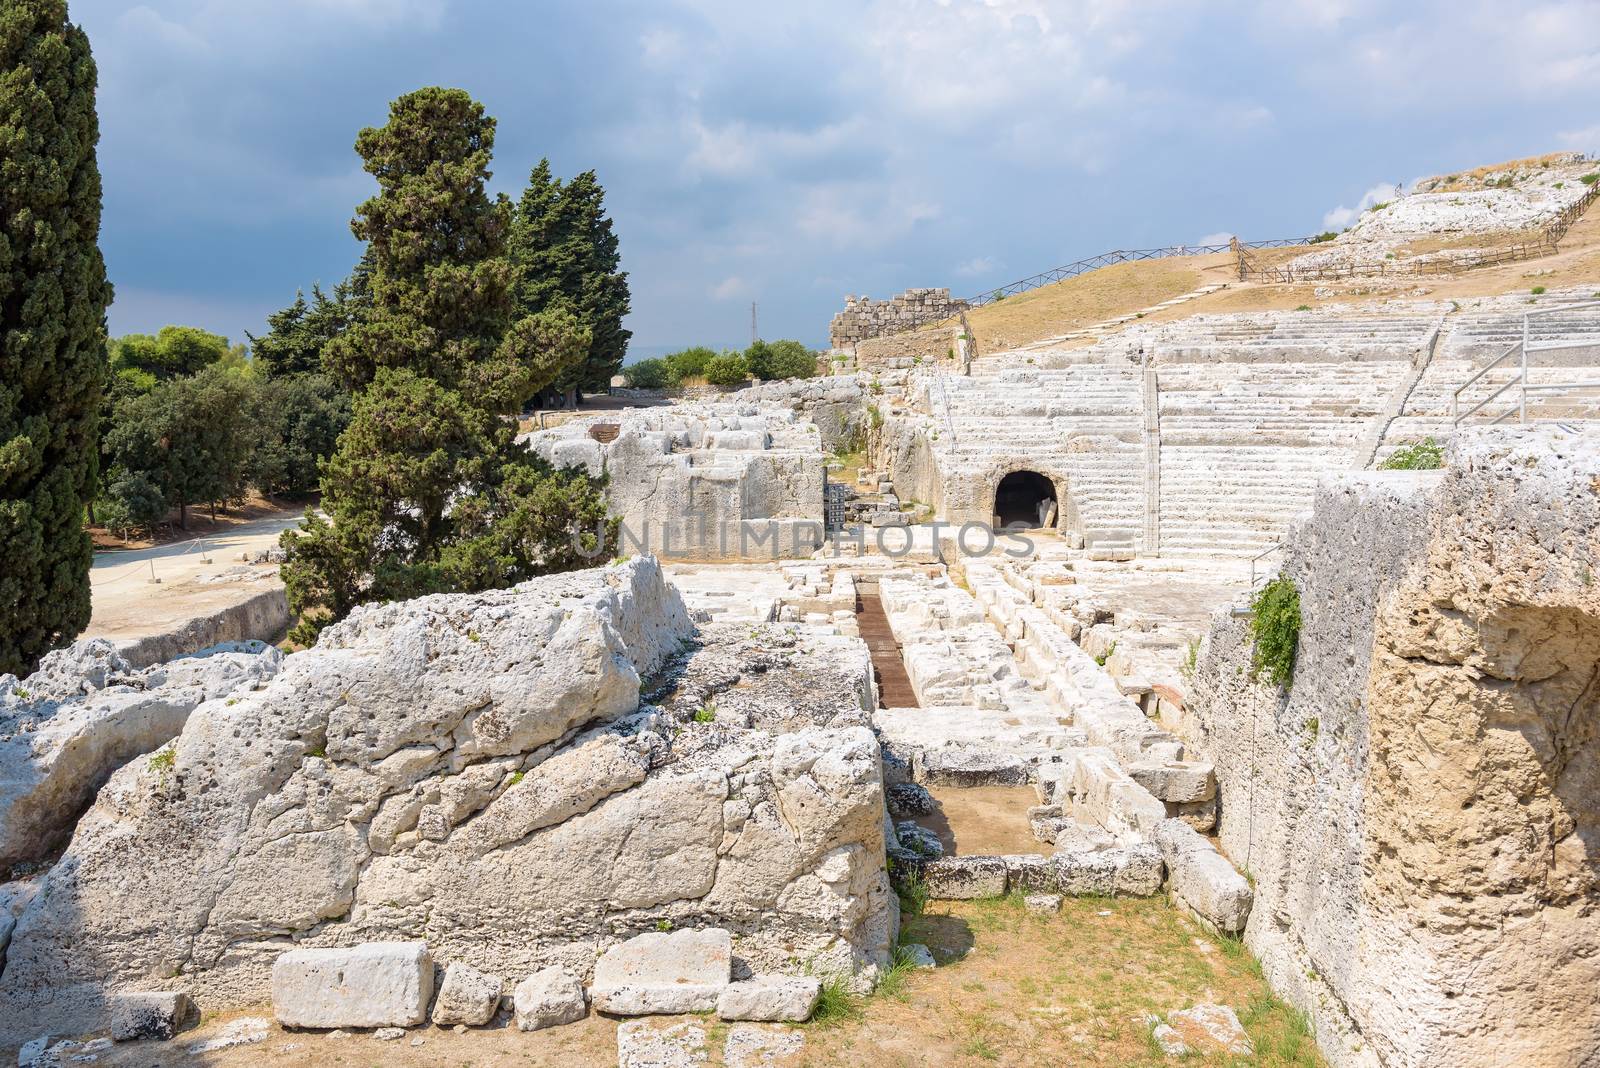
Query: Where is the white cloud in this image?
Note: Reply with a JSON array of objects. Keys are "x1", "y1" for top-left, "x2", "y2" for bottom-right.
[
  {"x1": 1559, "y1": 124, "x2": 1600, "y2": 152},
  {"x1": 710, "y1": 276, "x2": 750, "y2": 300},
  {"x1": 955, "y1": 256, "x2": 998, "y2": 277},
  {"x1": 1322, "y1": 182, "x2": 1399, "y2": 230},
  {"x1": 1195, "y1": 232, "x2": 1234, "y2": 247}
]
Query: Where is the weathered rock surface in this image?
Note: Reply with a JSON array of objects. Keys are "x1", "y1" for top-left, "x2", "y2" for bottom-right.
[
  {"x1": 271, "y1": 942, "x2": 433, "y2": 1029},
  {"x1": 0, "y1": 639, "x2": 281, "y2": 873},
  {"x1": 1166, "y1": 1003, "x2": 1253, "y2": 1056},
  {"x1": 617, "y1": 1019, "x2": 708, "y2": 1068},
  {"x1": 717, "y1": 977, "x2": 821, "y2": 1022},
  {"x1": 723, "y1": 1024, "x2": 805, "y2": 1068},
  {"x1": 0, "y1": 559, "x2": 894, "y2": 1041},
  {"x1": 431, "y1": 961, "x2": 502, "y2": 1027},
  {"x1": 591, "y1": 928, "x2": 731, "y2": 1015},
  {"x1": 921, "y1": 855, "x2": 1007, "y2": 899},
  {"x1": 1186, "y1": 429, "x2": 1600, "y2": 1068},
  {"x1": 109, "y1": 990, "x2": 196, "y2": 1041},
  {"x1": 1153, "y1": 820, "x2": 1252, "y2": 934},
  {"x1": 513, "y1": 966, "x2": 586, "y2": 1031}
]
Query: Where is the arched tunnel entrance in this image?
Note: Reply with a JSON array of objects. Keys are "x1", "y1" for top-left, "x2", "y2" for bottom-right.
[{"x1": 994, "y1": 470, "x2": 1059, "y2": 529}]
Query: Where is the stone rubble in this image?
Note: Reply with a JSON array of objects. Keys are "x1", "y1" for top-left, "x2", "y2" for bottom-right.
[
  {"x1": 512, "y1": 966, "x2": 588, "y2": 1031},
  {"x1": 431, "y1": 961, "x2": 504, "y2": 1027}
]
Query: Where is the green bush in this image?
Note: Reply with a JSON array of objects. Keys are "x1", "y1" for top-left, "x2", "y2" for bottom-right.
[
  {"x1": 762, "y1": 339, "x2": 817, "y2": 381},
  {"x1": 623, "y1": 358, "x2": 670, "y2": 390},
  {"x1": 1248, "y1": 576, "x2": 1301, "y2": 689},
  {"x1": 1379, "y1": 437, "x2": 1444, "y2": 470},
  {"x1": 703, "y1": 352, "x2": 750, "y2": 386},
  {"x1": 1582, "y1": 173, "x2": 1599, "y2": 186},
  {"x1": 1308, "y1": 231, "x2": 1338, "y2": 244},
  {"x1": 663, "y1": 345, "x2": 716, "y2": 383}
]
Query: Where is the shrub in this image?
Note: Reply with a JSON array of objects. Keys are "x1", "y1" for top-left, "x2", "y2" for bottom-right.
[
  {"x1": 1248, "y1": 576, "x2": 1301, "y2": 689},
  {"x1": 1582, "y1": 173, "x2": 1600, "y2": 186},
  {"x1": 1308, "y1": 231, "x2": 1338, "y2": 244},
  {"x1": 763, "y1": 339, "x2": 817, "y2": 380},
  {"x1": 1531, "y1": 285, "x2": 1547, "y2": 295},
  {"x1": 663, "y1": 345, "x2": 716, "y2": 383},
  {"x1": 1380, "y1": 437, "x2": 1444, "y2": 470},
  {"x1": 623, "y1": 358, "x2": 670, "y2": 390},
  {"x1": 703, "y1": 352, "x2": 750, "y2": 386},
  {"x1": 98, "y1": 470, "x2": 167, "y2": 541}
]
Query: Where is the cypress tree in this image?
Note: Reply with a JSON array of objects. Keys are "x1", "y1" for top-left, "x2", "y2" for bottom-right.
[
  {"x1": 508, "y1": 160, "x2": 632, "y2": 398},
  {"x1": 281, "y1": 88, "x2": 598, "y2": 643},
  {"x1": 0, "y1": 0, "x2": 113, "y2": 676}
]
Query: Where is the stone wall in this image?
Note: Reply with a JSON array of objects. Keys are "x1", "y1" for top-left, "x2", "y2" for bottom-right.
[
  {"x1": 523, "y1": 403, "x2": 826, "y2": 561},
  {"x1": 1183, "y1": 428, "x2": 1600, "y2": 1068},
  {"x1": 829, "y1": 289, "x2": 970, "y2": 350}
]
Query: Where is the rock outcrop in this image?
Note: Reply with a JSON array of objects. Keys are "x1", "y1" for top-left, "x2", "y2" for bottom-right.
[
  {"x1": 1185, "y1": 428, "x2": 1600, "y2": 1068},
  {"x1": 0, "y1": 639, "x2": 282, "y2": 875},
  {"x1": 0, "y1": 558, "x2": 895, "y2": 1041}
]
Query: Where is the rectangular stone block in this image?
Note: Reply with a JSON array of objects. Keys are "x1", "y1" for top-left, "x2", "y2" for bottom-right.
[
  {"x1": 1128, "y1": 760, "x2": 1217, "y2": 804},
  {"x1": 1002, "y1": 853, "x2": 1056, "y2": 892},
  {"x1": 271, "y1": 942, "x2": 433, "y2": 1029},
  {"x1": 1154, "y1": 819, "x2": 1253, "y2": 934},
  {"x1": 110, "y1": 991, "x2": 197, "y2": 1041},
  {"x1": 591, "y1": 928, "x2": 732, "y2": 1016},
  {"x1": 1053, "y1": 843, "x2": 1164, "y2": 897},
  {"x1": 922, "y1": 855, "x2": 1007, "y2": 899}
]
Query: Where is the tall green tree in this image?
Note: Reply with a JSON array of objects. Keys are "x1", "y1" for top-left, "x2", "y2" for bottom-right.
[
  {"x1": 508, "y1": 160, "x2": 632, "y2": 399},
  {"x1": 282, "y1": 88, "x2": 601, "y2": 643},
  {"x1": 104, "y1": 365, "x2": 254, "y2": 529},
  {"x1": 108, "y1": 325, "x2": 232, "y2": 384},
  {"x1": 247, "y1": 266, "x2": 369, "y2": 380},
  {"x1": 0, "y1": 0, "x2": 113, "y2": 675}
]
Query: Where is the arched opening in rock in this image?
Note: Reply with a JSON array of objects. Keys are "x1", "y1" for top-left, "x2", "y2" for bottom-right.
[{"x1": 994, "y1": 471, "x2": 1059, "y2": 529}]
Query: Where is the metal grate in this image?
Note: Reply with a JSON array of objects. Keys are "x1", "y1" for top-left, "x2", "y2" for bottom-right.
[{"x1": 824, "y1": 481, "x2": 849, "y2": 533}]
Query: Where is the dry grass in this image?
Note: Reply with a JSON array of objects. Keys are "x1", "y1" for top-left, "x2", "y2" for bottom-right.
[
  {"x1": 76, "y1": 897, "x2": 1323, "y2": 1068},
  {"x1": 1424, "y1": 152, "x2": 1580, "y2": 191}
]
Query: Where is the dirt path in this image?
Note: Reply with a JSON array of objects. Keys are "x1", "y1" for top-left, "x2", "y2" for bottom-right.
[{"x1": 85, "y1": 510, "x2": 304, "y2": 643}]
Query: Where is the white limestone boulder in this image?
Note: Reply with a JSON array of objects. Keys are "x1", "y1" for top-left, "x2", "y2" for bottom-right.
[
  {"x1": 0, "y1": 640, "x2": 281, "y2": 870},
  {"x1": 431, "y1": 962, "x2": 502, "y2": 1027},
  {"x1": 1153, "y1": 819, "x2": 1252, "y2": 933},
  {"x1": 717, "y1": 977, "x2": 821, "y2": 1022},
  {"x1": 109, "y1": 991, "x2": 197, "y2": 1041},
  {"x1": 512, "y1": 966, "x2": 587, "y2": 1031},
  {"x1": 271, "y1": 942, "x2": 433, "y2": 1029},
  {"x1": 591, "y1": 928, "x2": 732, "y2": 1015}
]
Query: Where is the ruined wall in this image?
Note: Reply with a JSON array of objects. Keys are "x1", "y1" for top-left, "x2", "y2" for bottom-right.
[
  {"x1": 523, "y1": 404, "x2": 826, "y2": 561},
  {"x1": 829, "y1": 289, "x2": 969, "y2": 350},
  {"x1": 730, "y1": 376, "x2": 867, "y2": 452},
  {"x1": 1185, "y1": 428, "x2": 1600, "y2": 1068}
]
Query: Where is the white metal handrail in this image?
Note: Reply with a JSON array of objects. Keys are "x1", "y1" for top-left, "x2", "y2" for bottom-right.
[{"x1": 1453, "y1": 301, "x2": 1600, "y2": 426}]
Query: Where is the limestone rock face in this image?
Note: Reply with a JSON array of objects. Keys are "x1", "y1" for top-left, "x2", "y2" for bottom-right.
[
  {"x1": 271, "y1": 943, "x2": 433, "y2": 1028},
  {"x1": 0, "y1": 559, "x2": 894, "y2": 1043},
  {"x1": 0, "y1": 640, "x2": 282, "y2": 873},
  {"x1": 1186, "y1": 429, "x2": 1600, "y2": 1068}
]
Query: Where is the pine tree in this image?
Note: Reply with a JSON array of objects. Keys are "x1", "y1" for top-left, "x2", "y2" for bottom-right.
[
  {"x1": 508, "y1": 161, "x2": 632, "y2": 398},
  {"x1": 281, "y1": 88, "x2": 599, "y2": 643},
  {"x1": 0, "y1": 0, "x2": 113, "y2": 676}
]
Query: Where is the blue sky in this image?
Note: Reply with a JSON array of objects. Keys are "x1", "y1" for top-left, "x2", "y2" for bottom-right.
[{"x1": 77, "y1": 0, "x2": 1600, "y2": 356}]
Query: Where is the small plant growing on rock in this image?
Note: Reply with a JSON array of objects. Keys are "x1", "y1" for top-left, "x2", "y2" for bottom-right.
[
  {"x1": 693, "y1": 704, "x2": 716, "y2": 723},
  {"x1": 1295, "y1": 304, "x2": 1312, "y2": 311},
  {"x1": 148, "y1": 748, "x2": 175, "y2": 775},
  {"x1": 1581, "y1": 173, "x2": 1599, "y2": 186},
  {"x1": 1531, "y1": 286, "x2": 1547, "y2": 295},
  {"x1": 655, "y1": 918, "x2": 673, "y2": 932},
  {"x1": 507, "y1": 770, "x2": 525, "y2": 786},
  {"x1": 1181, "y1": 638, "x2": 1200, "y2": 679},
  {"x1": 1248, "y1": 577, "x2": 1301, "y2": 689},
  {"x1": 1094, "y1": 640, "x2": 1117, "y2": 667},
  {"x1": 1380, "y1": 438, "x2": 1444, "y2": 470}
]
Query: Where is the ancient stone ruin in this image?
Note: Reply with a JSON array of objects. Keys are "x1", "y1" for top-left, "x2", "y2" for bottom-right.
[
  {"x1": 829, "y1": 288, "x2": 970, "y2": 349},
  {"x1": 4, "y1": 154, "x2": 1600, "y2": 1068}
]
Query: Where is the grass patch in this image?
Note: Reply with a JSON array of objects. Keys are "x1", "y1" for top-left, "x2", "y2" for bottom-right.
[
  {"x1": 1379, "y1": 437, "x2": 1443, "y2": 470},
  {"x1": 894, "y1": 870, "x2": 929, "y2": 916},
  {"x1": 147, "y1": 748, "x2": 175, "y2": 774},
  {"x1": 1532, "y1": 285, "x2": 1547, "y2": 295},
  {"x1": 810, "y1": 974, "x2": 863, "y2": 1026},
  {"x1": 1248, "y1": 576, "x2": 1301, "y2": 689},
  {"x1": 1581, "y1": 172, "x2": 1599, "y2": 186},
  {"x1": 874, "y1": 945, "x2": 922, "y2": 1002},
  {"x1": 692, "y1": 704, "x2": 716, "y2": 723}
]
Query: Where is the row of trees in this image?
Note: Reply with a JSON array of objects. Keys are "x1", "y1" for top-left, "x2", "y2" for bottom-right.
[
  {"x1": 625, "y1": 339, "x2": 818, "y2": 389},
  {"x1": 95, "y1": 324, "x2": 351, "y2": 539}
]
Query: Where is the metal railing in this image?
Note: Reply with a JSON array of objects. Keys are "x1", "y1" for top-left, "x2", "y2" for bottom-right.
[
  {"x1": 1453, "y1": 300, "x2": 1600, "y2": 425},
  {"x1": 1244, "y1": 177, "x2": 1600, "y2": 284},
  {"x1": 865, "y1": 238, "x2": 1313, "y2": 340}
]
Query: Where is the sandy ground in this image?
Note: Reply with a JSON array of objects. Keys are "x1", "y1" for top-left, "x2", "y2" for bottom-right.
[
  {"x1": 916, "y1": 785, "x2": 1043, "y2": 856},
  {"x1": 85, "y1": 510, "x2": 303, "y2": 643},
  {"x1": 47, "y1": 896, "x2": 1321, "y2": 1068}
]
